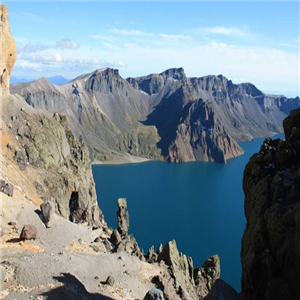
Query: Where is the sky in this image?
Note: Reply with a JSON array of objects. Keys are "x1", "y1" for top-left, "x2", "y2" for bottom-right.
[{"x1": 3, "y1": 1, "x2": 300, "y2": 97}]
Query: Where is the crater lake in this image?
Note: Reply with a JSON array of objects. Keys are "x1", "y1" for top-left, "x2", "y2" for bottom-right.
[{"x1": 93, "y1": 133, "x2": 284, "y2": 291}]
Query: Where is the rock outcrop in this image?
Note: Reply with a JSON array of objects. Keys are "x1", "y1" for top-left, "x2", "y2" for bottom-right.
[
  {"x1": 0, "y1": 4, "x2": 16, "y2": 95},
  {"x1": 241, "y1": 107, "x2": 300, "y2": 299},
  {"x1": 117, "y1": 198, "x2": 129, "y2": 239}
]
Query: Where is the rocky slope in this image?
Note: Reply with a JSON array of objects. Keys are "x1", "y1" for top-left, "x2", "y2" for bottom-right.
[
  {"x1": 0, "y1": 5, "x2": 104, "y2": 228},
  {"x1": 11, "y1": 67, "x2": 298, "y2": 164},
  {"x1": 241, "y1": 108, "x2": 300, "y2": 299}
]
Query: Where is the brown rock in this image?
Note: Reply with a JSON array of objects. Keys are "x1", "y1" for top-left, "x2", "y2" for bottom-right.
[{"x1": 20, "y1": 224, "x2": 37, "y2": 240}]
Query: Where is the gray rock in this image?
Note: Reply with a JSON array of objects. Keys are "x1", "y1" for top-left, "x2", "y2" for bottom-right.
[
  {"x1": 117, "y1": 198, "x2": 129, "y2": 239},
  {"x1": 143, "y1": 288, "x2": 164, "y2": 300},
  {"x1": 20, "y1": 224, "x2": 37, "y2": 240},
  {"x1": 105, "y1": 275, "x2": 115, "y2": 286},
  {"x1": 110, "y1": 229, "x2": 122, "y2": 245},
  {"x1": 3, "y1": 183, "x2": 13, "y2": 197},
  {"x1": 204, "y1": 279, "x2": 239, "y2": 300},
  {"x1": 40, "y1": 201, "x2": 54, "y2": 228},
  {"x1": 6, "y1": 143, "x2": 13, "y2": 150}
]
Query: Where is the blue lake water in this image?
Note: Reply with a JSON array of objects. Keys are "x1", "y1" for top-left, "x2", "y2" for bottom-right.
[{"x1": 93, "y1": 133, "x2": 284, "y2": 292}]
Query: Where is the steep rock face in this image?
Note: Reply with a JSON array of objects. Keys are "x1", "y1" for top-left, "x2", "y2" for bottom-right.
[
  {"x1": 241, "y1": 108, "x2": 300, "y2": 299},
  {"x1": 0, "y1": 4, "x2": 16, "y2": 95},
  {"x1": 6, "y1": 107, "x2": 105, "y2": 226},
  {"x1": 168, "y1": 99, "x2": 243, "y2": 163}
]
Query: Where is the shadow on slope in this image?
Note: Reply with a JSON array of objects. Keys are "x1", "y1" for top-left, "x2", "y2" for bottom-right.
[{"x1": 41, "y1": 273, "x2": 114, "y2": 300}]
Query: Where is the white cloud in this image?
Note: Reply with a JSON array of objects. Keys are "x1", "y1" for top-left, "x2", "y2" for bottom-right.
[
  {"x1": 19, "y1": 53, "x2": 63, "y2": 64},
  {"x1": 198, "y1": 26, "x2": 245, "y2": 37},
  {"x1": 18, "y1": 42, "x2": 50, "y2": 53},
  {"x1": 90, "y1": 35, "x2": 116, "y2": 42},
  {"x1": 109, "y1": 28, "x2": 154, "y2": 37},
  {"x1": 160, "y1": 34, "x2": 192, "y2": 40},
  {"x1": 56, "y1": 39, "x2": 80, "y2": 50}
]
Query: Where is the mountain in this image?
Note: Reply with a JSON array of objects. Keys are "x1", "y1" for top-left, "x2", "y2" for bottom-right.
[
  {"x1": 10, "y1": 76, "x2": 35, "y2": 84},
  {"x1": 10, "y1": 67, "x2": 299, "y2": 164},
  {"x1": 47, "y1": 75, "x2": 70, "y2": 85},
  {"x1": 10, "y1": 75, "x2": 70, "y2": 85}
]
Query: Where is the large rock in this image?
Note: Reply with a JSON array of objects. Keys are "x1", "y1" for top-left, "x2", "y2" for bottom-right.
[
  {"x1": 0, "y1": 4, "x2": 16, "y2": 95},
  {"x1": 194, "y1": 255, "x2": 220, "y2": 297},
  {"x1": 20, "y1": 224, "x2": 37, "y2": 240},
  {"x1": 144, "y1": 288, "x2": 165, "y2": 300},
  {"x1": 241, "y1": 108, "x2": 300, "y2": 299},
  {"x1": 117, "y1": 198, "x2": 129, "y2": 239},
  {"x1": 3, "y1": 183, "x2": 13, "y2": 197},
  {"x1": 40, "y1": 201, "x2": 55, "y2": 228}
]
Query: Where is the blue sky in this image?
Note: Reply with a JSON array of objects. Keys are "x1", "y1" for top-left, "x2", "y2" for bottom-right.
[{"x1": 3, "y1": 1, "x2": 299, "y2": 96}]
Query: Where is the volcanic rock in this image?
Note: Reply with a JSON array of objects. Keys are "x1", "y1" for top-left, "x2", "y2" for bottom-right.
[{"x1": 20, "y1": 224, "x2": 37, "y2": 240}]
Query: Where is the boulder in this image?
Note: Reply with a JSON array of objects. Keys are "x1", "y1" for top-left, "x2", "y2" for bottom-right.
[
  {"x1": 20, "y1": 224, "x2": 37, "y2": 240},
  {"x1": 144, "y1": 288, "x2": 165, "y2": 300},
  {"x1": 6, "y1": 143, "x2": 13, "y2": 150},
  {"x1": 204, "y1": 279, "x2": 239, "y2": 300},
  {"x1": 105, "y1": 275, "x2": 115, "y2": 287},
  {"x1": 117, "y1": 198, "x2": 129, "y2": 239},
  {"x1": 40, "y1": 201, "x2": 55, "y2": 228},
  {"x1": 3, "y1": 183, "x2": 13, "y2": 197}
]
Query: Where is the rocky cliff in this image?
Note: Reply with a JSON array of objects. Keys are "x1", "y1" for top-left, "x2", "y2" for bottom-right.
[
  {"x1": 0, "y1": 4, "x2": 16, "y2": 95},
  {"x1": 11, "y1": 67, "x2": 298, "y2": 164},
  {"x1": 0, "y1": 4, "x2": 104, "y2": 227},
  {"x1": 241, "y1": 108, "x2": 300, "y2": 299}
]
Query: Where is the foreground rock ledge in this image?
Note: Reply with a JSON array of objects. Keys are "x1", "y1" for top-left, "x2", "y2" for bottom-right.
[{"x1": 241, "y1": 107, "x2": 300, "y2": 299}]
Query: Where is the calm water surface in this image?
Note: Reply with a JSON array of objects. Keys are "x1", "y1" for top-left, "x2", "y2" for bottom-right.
[{"x1": 93, "y1": 133, "x2": 284, "y2": 292}]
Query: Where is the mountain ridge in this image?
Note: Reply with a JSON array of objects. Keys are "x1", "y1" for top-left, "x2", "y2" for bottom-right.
[{"x1": 10, "y1": 67, "x2": 299, "y2": 164}]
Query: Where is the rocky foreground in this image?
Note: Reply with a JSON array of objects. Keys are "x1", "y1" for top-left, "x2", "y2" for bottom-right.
[{"x1": 241, "y1": 107, "x2": 300, "y2": 300}]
